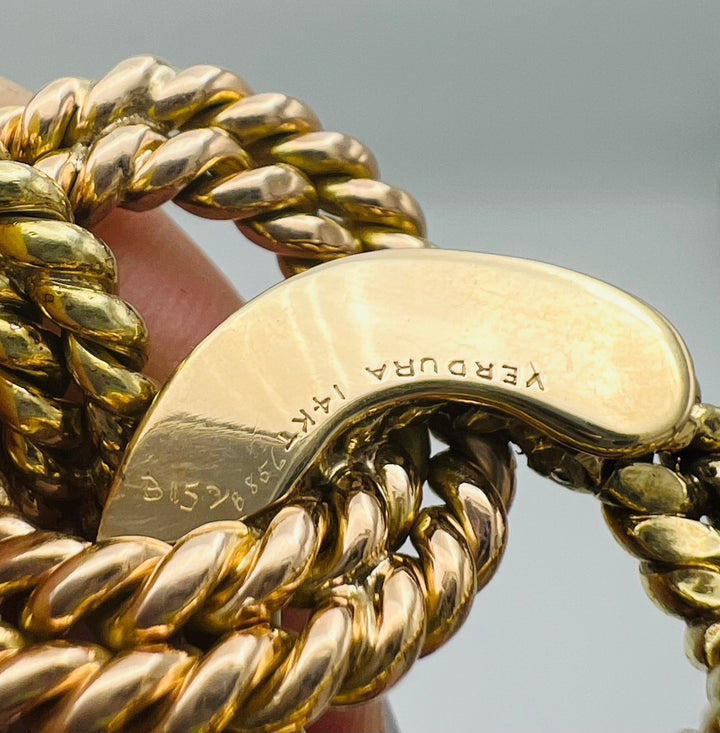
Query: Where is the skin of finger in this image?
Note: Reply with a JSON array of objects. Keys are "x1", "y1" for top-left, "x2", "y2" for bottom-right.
[
  {"x1": 93, "y1": 208, "x2": 244, "y2": 383},
  {"x1": 1, "y1": 76, "x2": 388, "y2": 732},
  {"x1": 0, "y1": 76, "x2": 30, "y2": 105}
]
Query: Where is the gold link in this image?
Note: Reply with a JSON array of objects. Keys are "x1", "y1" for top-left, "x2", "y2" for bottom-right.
[
  {"x1": 233, "y1": 601, "x2": 354, "y2": 733},
  {"x1": 393, "y1": 423, "x2": 431, "y2": 487},
  {"x1": 27, "y1": 273, "x2": 147, "y2": 365},
  {"x1": 431, "y1": 403, "x2": 516, "y2": 437},
  {"x1": 34, "y1": 150, "x2": 81, "y2": 195},
  {"x1": 332, "y1": 555, "x2": 426, "y2": 704},
  {"x1": 687, "y1": 454, "x2": 720, "y2": 496},
  {"x1": 0, "y1": 160, "x2": 73, "y2": 221},
  {"x1": 270, "y1": 131, "x2": 380, "y2": 179},
  {"x1": 85, "y1": 403, "x2": 135, "y2": 469},
  {"x1": 0, "y1": 642, "x2": 108, "y2": 725},
  {"x1": 70, "y1": 124, "x2": 167, "y2": 225},
  {"x1": 64, "y1": 335, "x2": 155, "y2": 417},
  {"x1": 156, "y1": 626, "x2": 290, "y2": 733},
  {"x1": 0, "y1": 623, "x2": 26, "y2": 663},
  {"x1": 149, "y1": 64, "x2": 253, "y2": 126},
  {"x1": 515, "y1": 426, "x2": 608, "y2": 491},
  {"x1": 641, "y1": 563, "x2": 720, "y2": 620},
  {"x1": 11, "y1": 77, "x2": 90, "y2": 163},
  {"x1": 304, "y1": 482, "x2": 387, "y2": 590},
  {"x1": 104, "y1": 522, "x2": 254, "y2": 649},
  {"x1": 688, "y1": 403, "x2": 720, "y2": 454},
  {"x1": 22, "y1": 538, "x2": 169, "y2": 637},
  {"x1": 603, "y1": 462, "x2": 697, "y2": 515},
  {"x1": 69, "y1": 56, "x2": 176, "y2": 142},
  {"x1": 0, "y1": 107, "x2": 23, "y2": 154},
  {"x1": 126, "y1": 126, "x2": 252, "y2": 211},
  {"x1": 0, "y1": 310, "x2": 66, "y2": 391},
  {"x1": 45, "y1": 647, "x2": 197, "y2": 733},
  {"x1": 0, "y1": 507, "x2": 37, "y2": 539},
  {"x1": 177, "y1": 163, "x2": 317, "y2": 220},
  {"x1": 210, "y1": 93, "x2": 321, "y2": 146},
  {"x1": 685, "y1": 621, "x2": 720, "y2": 670},
  {"x1": 357, "y1": 227, "x2": 433, "y2": 252},
  {"x1": 0, "y1": 369, "x2": 82, "y2": 447},
  {"x1": 4, "y1": 428, "x2": 68, "y2": 499},
  {"x1": 603, "y1": 507, "x2": 720, "y2": 566},
  {"x1": 463, "y1": 432, "x2": 516, "y2": 509},
  {"x1": 428, "y1": 415, "x2": 516, "y2": 509},
  {"x1": 0, "y1": 531, "x2": 88, "y2": 594},
  {"x1": 0, "y1": 273, "x2": 31, "y2": 311},
  {"x1": 371, "y1": 442, "x2": 423, "y2": 549},
  {"x1": 0, "y1": 217, "x2": 116, "y2": 286},
  {"x1": 238, "y1": 212, "x2": 360, "y2": 259},
  {"x1": 428, "y1": 451, "x2": 508, "y2": 590},
  {"x1": 199, "y1": 503, "x2": 326, "y2": 631},
  {"x1": 411, "y1": 506, "x2": 476, "y2": 656},
  {"x1": 317, "y1": 178, "x2": 426, "y2": 236}
]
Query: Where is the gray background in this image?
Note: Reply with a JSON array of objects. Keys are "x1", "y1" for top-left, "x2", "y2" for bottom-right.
[{"x1": 4, "y1": 2, "x2": 718, "y2": 731}]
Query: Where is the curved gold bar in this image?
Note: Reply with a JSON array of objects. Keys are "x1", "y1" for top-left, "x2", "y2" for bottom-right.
[{"x1": 99, "y1": 250, "x2": 695, "y2": 541}]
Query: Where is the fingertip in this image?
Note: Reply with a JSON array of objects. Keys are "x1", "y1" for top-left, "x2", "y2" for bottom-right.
[{"x1": 0, "y1": 76, "x2": 31, "y2": 106}]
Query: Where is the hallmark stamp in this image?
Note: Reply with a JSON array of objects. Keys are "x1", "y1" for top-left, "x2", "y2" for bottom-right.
[
  {"x1": 284, "y1": 383, "x2": 348, "y2": 450},
  {"x1": 365, "y1": 358, "x2": 545, "y2": 391}
]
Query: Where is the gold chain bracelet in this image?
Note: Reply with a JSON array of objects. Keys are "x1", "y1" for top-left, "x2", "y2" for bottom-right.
[{"x1": 0, "y1": 56, "x2": 717, "y2": 733}]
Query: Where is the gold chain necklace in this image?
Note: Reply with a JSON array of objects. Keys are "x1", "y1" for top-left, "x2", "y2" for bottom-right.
[{"x1": 0, "y1": 57, "x2": 717, "y2": 733}]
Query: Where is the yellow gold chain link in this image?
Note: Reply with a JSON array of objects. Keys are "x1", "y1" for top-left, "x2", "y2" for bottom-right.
[{"x1": 0, "y1": 57, "x2": 717, "y2": 732}]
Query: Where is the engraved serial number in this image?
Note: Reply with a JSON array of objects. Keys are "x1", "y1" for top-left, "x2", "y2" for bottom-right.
[
  {"x1": 140, "y1": 474, "x2": 248, "y2": 513},
  {"x1": 365, "y1": 358, "x2": 545, "y2": 391}
]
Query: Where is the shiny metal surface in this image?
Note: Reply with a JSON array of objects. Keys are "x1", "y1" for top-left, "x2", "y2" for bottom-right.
[
  {"x1": 0, "y1": 158, "x2": 153, "y2": 533},
  {"x1": 0, "y1": 55, "x2": 716, "y2": 733},
  {"x1": 100, "y1": 248, "x2": 695, "y2": 541}
]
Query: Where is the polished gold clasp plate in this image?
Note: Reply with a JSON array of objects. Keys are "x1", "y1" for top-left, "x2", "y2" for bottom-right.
[{"x1": 98, "y1": 250, "x2": 696, "y2": 541}]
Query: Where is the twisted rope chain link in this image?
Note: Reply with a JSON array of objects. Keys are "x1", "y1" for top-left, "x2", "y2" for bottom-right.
[
  {"x1": 439, "y1": 402, "x2": 720, "y2": 731},
  {"x1": 0, "y1": 158, "x2": 153, "y2": 535},
  {"x1": 0, "y1": 57, "x2": 717, "y2": 732},
  {"x1": 0, "y1": 56, "x2": 432, "y2": 531},
  {"x1": 0, "y1": 428, "x2": 511, "y2": 732}
]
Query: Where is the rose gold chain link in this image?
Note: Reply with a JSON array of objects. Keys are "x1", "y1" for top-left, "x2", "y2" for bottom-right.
[
  {"x1": 0, "y1": 427, "x2": 512, "y2": 731},
  {"x1": 0, "y1": 56, "x2": 716, "y2": 732}
]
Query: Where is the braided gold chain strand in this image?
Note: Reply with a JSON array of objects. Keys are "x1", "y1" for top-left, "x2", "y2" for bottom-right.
[
  {"x1": 0, "y1": 57, "x2": 717, "y2": 732},
  {"x1": 0, "y1": 56, "x2": 432, "y2": 529},
  {"x1": 0, "y1": 158, "x2": 154, "y2": 535},
  {"x1": 437, "y1": 403, "x2": 720, "y2": 731},
  {"x1": 0, "y1": 427, "x2": 512, "y2": 732}
]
